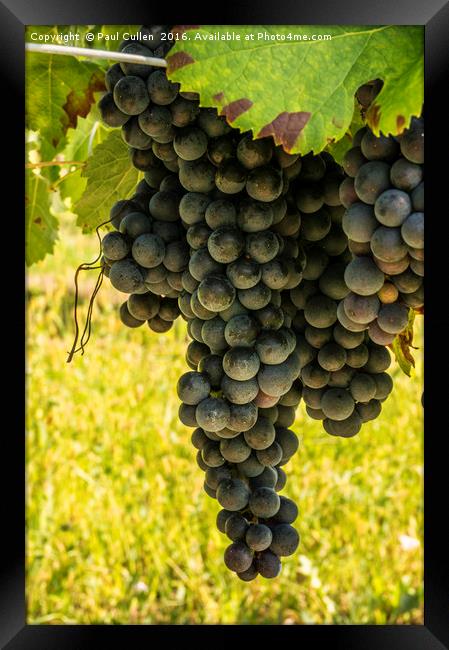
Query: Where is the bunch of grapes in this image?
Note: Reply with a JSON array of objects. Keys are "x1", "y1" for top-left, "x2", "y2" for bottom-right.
[
  {"x1": 93, "y1": 26, "x2": 423, "y2": 579},
  {"x1": 339, "y1": 119, "x2": 424, "y2": 345}
]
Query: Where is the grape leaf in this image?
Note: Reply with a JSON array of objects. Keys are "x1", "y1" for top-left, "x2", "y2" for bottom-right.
[
  {"x1": 26, "y1": 51, "x2": 105, "y2": 155},
  {"x1": 58, "y1": 111, "x2": 109, "y2": 205},
  {"x1": 74, "y1": 130, "x2": 140, "y2": 232},
  {"x1": 167, "y1": 25, "x2": 423, "y2": 155},
  {"x1": 390, "y1": 310, "x2": 418, "y2": 377},
  {"x1": 325, "y1": 101, "x2": 364, "y2": 164},
  {"x1": 25, "y1": 169, "x2": 58, "y2": 266}
]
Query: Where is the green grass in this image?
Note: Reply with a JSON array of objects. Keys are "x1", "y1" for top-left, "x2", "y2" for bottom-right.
[{"x1": 26, "y1": 215, "x2": 423, "y2": 625}]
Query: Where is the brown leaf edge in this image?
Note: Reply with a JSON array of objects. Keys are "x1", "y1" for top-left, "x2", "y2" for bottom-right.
[{"x1": 389, "y1": 309, "x2": 421, "y2": 377}]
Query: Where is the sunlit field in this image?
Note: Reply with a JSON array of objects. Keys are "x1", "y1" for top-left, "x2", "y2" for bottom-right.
[{"x1": 26, "y1": 214, "x2": 423, "y2": 624}]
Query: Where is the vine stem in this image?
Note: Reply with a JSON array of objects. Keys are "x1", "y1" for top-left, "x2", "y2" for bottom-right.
[
  {"x1": 26, "y1": 161, "x2": 86, "y2": 169},
  {"x1": 25, "y1": 43, "x2": 167, "y2": 68}
]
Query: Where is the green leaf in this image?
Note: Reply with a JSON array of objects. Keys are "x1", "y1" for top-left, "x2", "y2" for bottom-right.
[
  {"x1": 25, "y1": 51, "x2": 105, "y2": 155},
  {"x1": 25, "y1": 169, "x2": 59, "y2": 266},
  {"x1": 167, "y1": 25, "x2": 423, "y2": 155},
  {"x1": 73, "y1": 131, "x2": 140, "y2": 232},
  {"x1": 58, "y1": 111, "x2": 109, "y2": 205},
  {"x1": 390, "y1": 310, "x2": 418, "y2": 377},
  {"x1": 325, "y1": 102, "x2": 364, "y2": 164}
]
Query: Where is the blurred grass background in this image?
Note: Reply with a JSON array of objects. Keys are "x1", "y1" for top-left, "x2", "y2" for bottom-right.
[{"x1": 26, "y1": 213, "x2": 423, "y2": 625}]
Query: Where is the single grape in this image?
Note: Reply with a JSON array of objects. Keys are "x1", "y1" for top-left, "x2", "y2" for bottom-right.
[
  {"x1": 224, "y1": 314, "x2": 259, "y2": 348},
  {"x1": 377, "y1": 282, "x2": 399, "y2": 304},
  {"x1": 321, "y1": 388, "x2": 355, "y2": 420},
  {"x1": 223, "y1": 347, "x2": 260, "y2": 381},
  {"x1": 323, "y1": 411, "x2": 362, "y2": 438},
  {"x1": 208, "y1": 135, "x2": 236, "y2": 167},
  {"x1": 373, "y1": 372, "x2": 394, "y2": 400},
  {"x1": 224, "y1": 541, "x2": 253, "y2": 573},
  {"x1": 246, "y1": 166, "x2": 283, "y2": 202},
  {"x1": 246, "y1": 231, "x2": 280, "y2": 264},
  {"x1": 390, "y1": 158, "x2": 423, "y2": 191},
  {"x1": 186, "y1": 223, "x2": 212, "y2": 250},
  {"x1": 109, "y1": 259, "x2": 145, "y2": 293},
  {"x1": 173, "y1": 127, "x2": 208, "y2": 161},
  {"x1": 179, "y1": 403, "x2": 198, "y2": 428},
  {"x1": 371, "y1": 227, "x2": 408, "y2": 263},
  {"x1": 269, "y1": 524, "x2": 300, "y2": 556},
  {"x1": 271, "y1": 496, "x2": 299, "y2": 524},
  {"x1": 300, "y1": 208, "x2": 332, "y2": 241},
  {"x1": 343, "y1": 293, "x2": 380, "y2": 325},
  {"x1": 113, "y1": 75, "x2": 150, "y2": 115},
  {"x1": 317, "y1": 343, "x2": 347, "y2": 372},
  {"x1": 217, "y1": 478, "x2": 250, "y2": 511},
  {"x1": 201, "y1": 318, "x2": 227, "y2": 352},
  {"x1": 342, "y1": 147, "x2": 367, "y2": 177},
  {"x1": 225, "y1": 513, "x2": 249, "y2": 542},
  {"x1": 237, "y1": 199, "x2": 274, "y2": 232},
  {"x1": 246, "y1": 524, "x2": 273, "y2": 551},
  {"x1": 244, "y1": 417, "x2": 276, "y2": 450},
  {"x1": 189, "y1": 248, "x2": 224, "y2": 282},
  {"x1": 179, "y1": 192, "x2": 212, "y2": 225},
  {"x1": 122, "y1": 118, "x2": 154, "y2": 150},
  {"x1": 354, "y1": 161, "x2": 391, "y2": 204},
  {"x1": 196, "y1": 397, "x2": 230, "y2": 432},
  {"x1": 256, "y1": 550, "x2": 282, "y2": 579},
  {"x1": 119, "y1": 42, "x2": 154, "y2": 77},
  {"x1": 275, "y1": 427, "x2": 300, "y2": 461},
  {"x1": 208, "y1": 227, "x2": 245, "y2": 264},
  {"x1": 238, "y1": 283, "x2": 272, "y2": 310},
  {"x1": 215, "y1": 160, "x2": 247, "y2": 194},
  {"x1": 119, "y1": 301, "x2": 145, "y2": 328},
  {"x1": 360, "y1": 131, "x2": 398, "y2": 161},
  {"x1": 342, "y1": 202, "x2": 378, "y2": 242},
  {"x1": 179, "y1": 158, "x2": 216, "y2": 193},
  {"x1": 170, "y1": 96, "x2": 200, "y2": 127},
  {"x1": 339, "y1": 176, "x2": 358, "y2": 208},
  {"x1": 198, "y1": 352, "x2": 224, "y2": 390},
  {"x1": 377, "y1": 303, "x2": 409, "y2": 334},
  {"x1": 98, "y1": 92, "x2": 130, "y2": 127},
  {"x1": 392, "y1": 269, "x2": 422, "y2": 294},
  {"x1": 401, "y1": 212, "x2": 424, "y2": 249},
  {"x1": 220, "y1": 435, "x2": 252, "y2": 463},
  {"x1": 363, "y1": 344, "x2": 391, "y2": 373},
  {"x1": 249, "y1": 487, "x2": 280, "y2": 518},
  {"x1": 198, "y1": 107, "x2": 232, "y2": 138},
  {"x1": 345, "y1": 344, "x2": 369, "y2": 369},
  {"x1": 146, "y1": 69, "x2": 179, "y2": 105},
  {"x1": 256, "y1": 442, "x2": 283, "y2": 467},
  {"x1": 304, "y1": 295, "x2": 337, "y2": 328},
  {"x1": 374, "y1": 189, "x2": 411, "y2": 227},
  {"x1": 228, "y1": 402, "x2": 258, "y2": 432},
  {"x1": 127, "y1": 292, "x2": 160, "y2": 320}
]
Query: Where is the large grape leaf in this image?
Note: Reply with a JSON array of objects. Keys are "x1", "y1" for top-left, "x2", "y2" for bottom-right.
[
  {"x1": 74, "y1": 131, "x2": 140, "y2": 232},
  {"x1": 25, "y1": 168, "x2": 58, "y2": 266},
  {"x1": 25, "y1": 51, "x2": 105, "y2": 155},
  {"x1": 167, "y1": 25, "x2": 423, "y2": 155}
]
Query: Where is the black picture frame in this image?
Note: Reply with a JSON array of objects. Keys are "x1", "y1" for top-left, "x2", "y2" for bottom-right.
[{"x1": 5, "y1": 0, "x2": 448, "y2": 646}]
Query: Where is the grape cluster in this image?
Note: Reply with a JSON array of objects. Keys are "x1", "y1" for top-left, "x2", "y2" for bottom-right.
[
  {"x1": 340, "y1": 119, "x2": 424, "y2": 345},
  {"x1": 95, "y1": 29, "x2": 423, "y2": 578},
  {"x1": 174, "y1": 137, "x2": 307, "y2": 580},
  {"x1": 281, "y1": 153, "x2": 394, "y2": 437}
]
